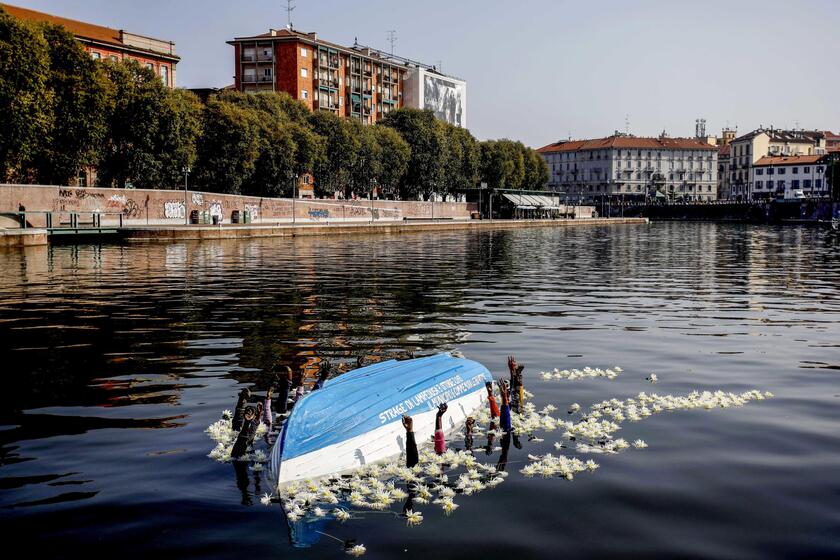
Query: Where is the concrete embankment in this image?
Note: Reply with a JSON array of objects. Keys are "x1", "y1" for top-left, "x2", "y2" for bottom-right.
[
  {"x1": 120, "y1": 218, "x2": 648, "y2": 243},
  {"x1": 0, "y1": 229, "x2": 49, "y2": 247}
]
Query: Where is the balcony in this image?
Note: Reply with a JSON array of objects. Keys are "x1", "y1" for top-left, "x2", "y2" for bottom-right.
[
  {"x1": 241, "y1": 55, "x2": 256, "y2": 62},
  {"x1": 242, "y1": 75, "x2": 257, "y2": 83},
  {"x1": 257, "y1": 54, "x2": 274, "y2": 62}
]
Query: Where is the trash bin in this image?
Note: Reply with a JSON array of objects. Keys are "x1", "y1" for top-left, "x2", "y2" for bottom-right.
[
  {"x1": 212, "y1": 214, "x2": 220, "y2": 225},
  {"x1": 231, "y1": 210, "x2": 241, "y2": 224},
  {"x1": 190, "y1": 210, "x2": 199, "y2": 224},
  {"x1": 243, "y1": 210, "x2": 251, "y2": 224}
]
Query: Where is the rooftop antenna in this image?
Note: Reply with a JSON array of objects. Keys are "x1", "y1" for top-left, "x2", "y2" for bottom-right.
[
  {"x1": 286, "y1": 0, "x2": 296, "y2": 30},
  {"x1": 386, "y1": 29, "x2": 397, "y2": 56},
  {"x1": 435, "y1": 59, "x2": 442, "y2": 73},
  {"x1": 624, "y1": 114, "x2": 630, "y2": 135}
]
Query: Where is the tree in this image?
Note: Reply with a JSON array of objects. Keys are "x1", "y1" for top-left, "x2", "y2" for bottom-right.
[
  {"x1": 480, "y1": 141, "x2": 513, "y2": 190},
  {"x1": 347, "y1": 119, "x2": 381, "y2": 198},
  {"x1": 194, "y1": 98, "x2": 261, "y2": 194},
  {"x1": 147, "y1": 88, "x2": 202, "y2": 189},
  {"x1": 97, "y1": 60, "x2": 169, "y2": 188},
  {"x1": 524, "y1": 148, "x2": 549, "y2": 190},
  {"x1": 441, "y1": 124, "x2": 479, "y2": 196},
  {"x1": 0, "y1": 8, "x2": 52, "y2": 181},
  {"x1": 373, "y1": 125, "x2": 410, "y2": 199},
  {"x1": 25, "y1": 23, "x2": 112, "y2": 185},
  {"x1": 290, "y1": 123, "x2": 324, "y2": 197},
  {"x1": 382, "y1": 108, "x2": 445, "y2": 200},
  {"x1": 308, "y1": 111, "x2": 357, "y2": 197}
]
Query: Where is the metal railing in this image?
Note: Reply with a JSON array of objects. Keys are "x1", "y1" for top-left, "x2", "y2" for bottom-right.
[{"x1": 3, "y1": 211, "x2": 124, "y2": 231}]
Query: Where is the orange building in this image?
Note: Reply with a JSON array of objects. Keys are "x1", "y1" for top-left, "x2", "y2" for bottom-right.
[
  {"x1": 2, "y1": 3, "x2": 179, "y2": 88},
  {"x1": 228, "y1": 28, "x2": 408, "y2": 124}
]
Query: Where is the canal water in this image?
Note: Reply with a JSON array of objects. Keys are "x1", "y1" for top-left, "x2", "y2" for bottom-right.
[{"x1": 1, "y1": 223, "x2": 839, "y2": 559}]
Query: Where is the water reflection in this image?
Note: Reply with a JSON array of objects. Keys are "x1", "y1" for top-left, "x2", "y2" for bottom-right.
[{"x1": 0, "y1": 224, "x2": 839, "y2": 558}]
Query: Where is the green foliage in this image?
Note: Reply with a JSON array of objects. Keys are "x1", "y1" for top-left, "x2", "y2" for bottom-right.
[
  {"x1": 525, "y1": 148, "x2": 550, "y2": 190},
  {"x1": 194, "y1": 98, "x2": 262, "y2": 194},
  {"x1": 382, "y1": 108, "x2": 445, "y2": 200},
  {"x1": 0, "y1": 8, "x2": 52, "y2": 181},
  {"x1": 97, "y1": 60, "x2": 199, "y2": 189},
  {"x1": 373, "y1": 125, "x2": 410, "y2": 199},
  {"x1": 27, "y1": 23, "x2": 111, "y2": 184},
  {"x1": 309, "y1": 110, "x2": 358, "y2": 197}
]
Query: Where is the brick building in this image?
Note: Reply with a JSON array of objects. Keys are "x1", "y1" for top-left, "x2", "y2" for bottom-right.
[
  {"x1": 228, "y1": 27, "x2": 417, "y2": 124},
  {"x1": 2, "y1": 3, "x2": 179, "y2": 88}
]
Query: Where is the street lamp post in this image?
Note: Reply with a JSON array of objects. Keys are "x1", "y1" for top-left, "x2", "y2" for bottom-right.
[
  {"x1": 290, "y1": 173, "x2": 297, "y2": 225},
  {"x1": 182, "y1": 165, "x2": 190, "y2": 225}
]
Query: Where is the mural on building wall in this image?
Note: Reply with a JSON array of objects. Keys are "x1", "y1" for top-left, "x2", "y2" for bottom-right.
[{"x1": 424, "y1": 74, "x2": 465, "y2": 128}]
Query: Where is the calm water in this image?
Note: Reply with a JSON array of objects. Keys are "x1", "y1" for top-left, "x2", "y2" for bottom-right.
[{"x1": 1, "y1": 223, "x2": 839, "y2": 559}]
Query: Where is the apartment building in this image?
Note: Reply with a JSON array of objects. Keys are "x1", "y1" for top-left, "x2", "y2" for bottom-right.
[
  {"x1": 538, "y1": 134, "x2": 718, "y2": 203},
  {"x1": 2, "y1": 3, "x2": 179, "y2": 87},
  {"x1": 228, "y1": 28, "x2": 410, "y2": 124},
  {"x1": 751, "y1": 155, "x2": 832, "y2": 200},
  {"x1": 728, "y1": 129, "x2": 826, "y2": 201}
]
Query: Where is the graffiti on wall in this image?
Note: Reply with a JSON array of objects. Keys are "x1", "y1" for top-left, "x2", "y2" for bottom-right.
[
  {"x1": 192, "y1": 193, "x2": 204, "y2": 205},
  {"x1": 309, "y1": 209, "x2": 330, "y2": 219},
  {"x1": 164, "y1": 201, "x2": 186, "y2": 219},
  {"x1": 244, "y1": 204, "x2": 259, "y2": 220}
]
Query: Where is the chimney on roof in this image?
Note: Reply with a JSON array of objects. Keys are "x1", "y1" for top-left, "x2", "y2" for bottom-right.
[
  {"x1": 308, "y1": 32, "x2": 317, "y2": 39},
  {"x1": 269, "y1": 28, "x2": 278, "y2": 37}
]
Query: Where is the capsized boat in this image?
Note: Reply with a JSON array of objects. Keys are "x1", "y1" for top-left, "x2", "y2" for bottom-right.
[{"x1": 270, "y1": 352, "x2": 492, "y2": 485}]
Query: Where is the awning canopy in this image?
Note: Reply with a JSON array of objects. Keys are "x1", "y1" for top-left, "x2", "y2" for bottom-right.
[{"x1": 502, "y1": 193, "x2": 564, "y2": 209}]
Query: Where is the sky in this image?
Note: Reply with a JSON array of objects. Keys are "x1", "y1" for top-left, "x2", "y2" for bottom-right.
[{"x1": 9, "y1": 0, "x2": 840, "y2": 147}]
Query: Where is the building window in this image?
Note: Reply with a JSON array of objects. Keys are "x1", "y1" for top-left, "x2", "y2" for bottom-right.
[
  {"x1": 145, "y1": 62, "x2": 154, "y2": 71},
  {"x1": 301, "y1": 48, "x2": 308, "y2": 57},
  {"x1": 160, "y1": 65, "x2": 169, "y2": 86},
  {"x1": 816, "y1": 179, "x2": 823, "y2": 189},
  {"x1": 817, "y1": 166, "x2": 823, "y2": 173},
  {"x1": 756, "y1": 168, "x2": 764, "y2": 175},
  {"x1": 110, "y1": 55, "x2": 119, "y2": 61},
  {"x1": 90, "y1": 51, "x2": 101, "y2": 60},
  {"x1": 804, "y1": 166, "x2": 810, "y2": 173},
  {"x1": 792, "y1": 180, "x2": 800, "y2": 188},
  {"x1": 792, "y1": 167, "x2": 798, "y2": 174},
  {"x1": 804, "y1": 179, "x2": 812, "y2": 188},
  {"x1": 302, "y1": 89, "x2": 308, "y2": 99},
  {"x1": 301, "y1": 68, "x2": 308, "y2": 78},
  {"x1": 766, "y1": 180, "x2": 773, "y2": 189},
  {"x1": 777, "y1": 168, "x2": 786, "y2": 175}
]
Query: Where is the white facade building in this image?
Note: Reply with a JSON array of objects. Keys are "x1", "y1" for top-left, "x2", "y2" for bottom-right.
[
  {"x1": 538, "y1": 135, "x2": 718, "y2": 203},
  {"x1": 750, "y1": 155, "x2": 831, "y2": 199},
  {"x1": 728, "y1": 129, "x2": 826, "y2": 200}
]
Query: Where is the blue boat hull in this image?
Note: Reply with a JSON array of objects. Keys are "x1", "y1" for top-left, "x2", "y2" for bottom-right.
[{"x1": 270, "y1": 352, "x2": 492, "y2": 485}]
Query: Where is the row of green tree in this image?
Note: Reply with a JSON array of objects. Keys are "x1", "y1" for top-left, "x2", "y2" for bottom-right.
[{"x1": 0, "y1": 8, "x2": 549, "y2": 198}]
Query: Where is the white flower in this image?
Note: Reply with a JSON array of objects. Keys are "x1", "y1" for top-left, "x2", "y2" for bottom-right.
[
  {"x1": 647, "y1": 374, "x2": 658, "y2": 384},
  {"x1": 346, "y1": 544, "x2": 366, "y2": 557},
  {"x1": 439, "y1": 497, "x2": 459, "y2": 516},
  {"x1": 333, "y1": 508, "x2": 352, "y2": 522},
  {"x1": 260, "y1": 493, "x2": 273, "y2": 506},
  {"x1": 632, "y1": 439, "x2": 648, "y2": 449},
  {"x1": 313, "y1": 507, "x2": 326, "y2": 517},
  {"x1": 405, "y1": 510, "x2": 424, "y2": 526}
]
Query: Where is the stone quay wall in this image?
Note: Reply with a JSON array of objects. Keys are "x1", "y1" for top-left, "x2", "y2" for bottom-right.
[{"x1": 0, "y1": 184, "x2": 475, "y2": 227}]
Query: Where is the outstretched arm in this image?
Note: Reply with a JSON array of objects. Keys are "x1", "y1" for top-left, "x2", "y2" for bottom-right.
[{"x1": 402, "y1": 415, "x2": 418, "y2": 468}]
